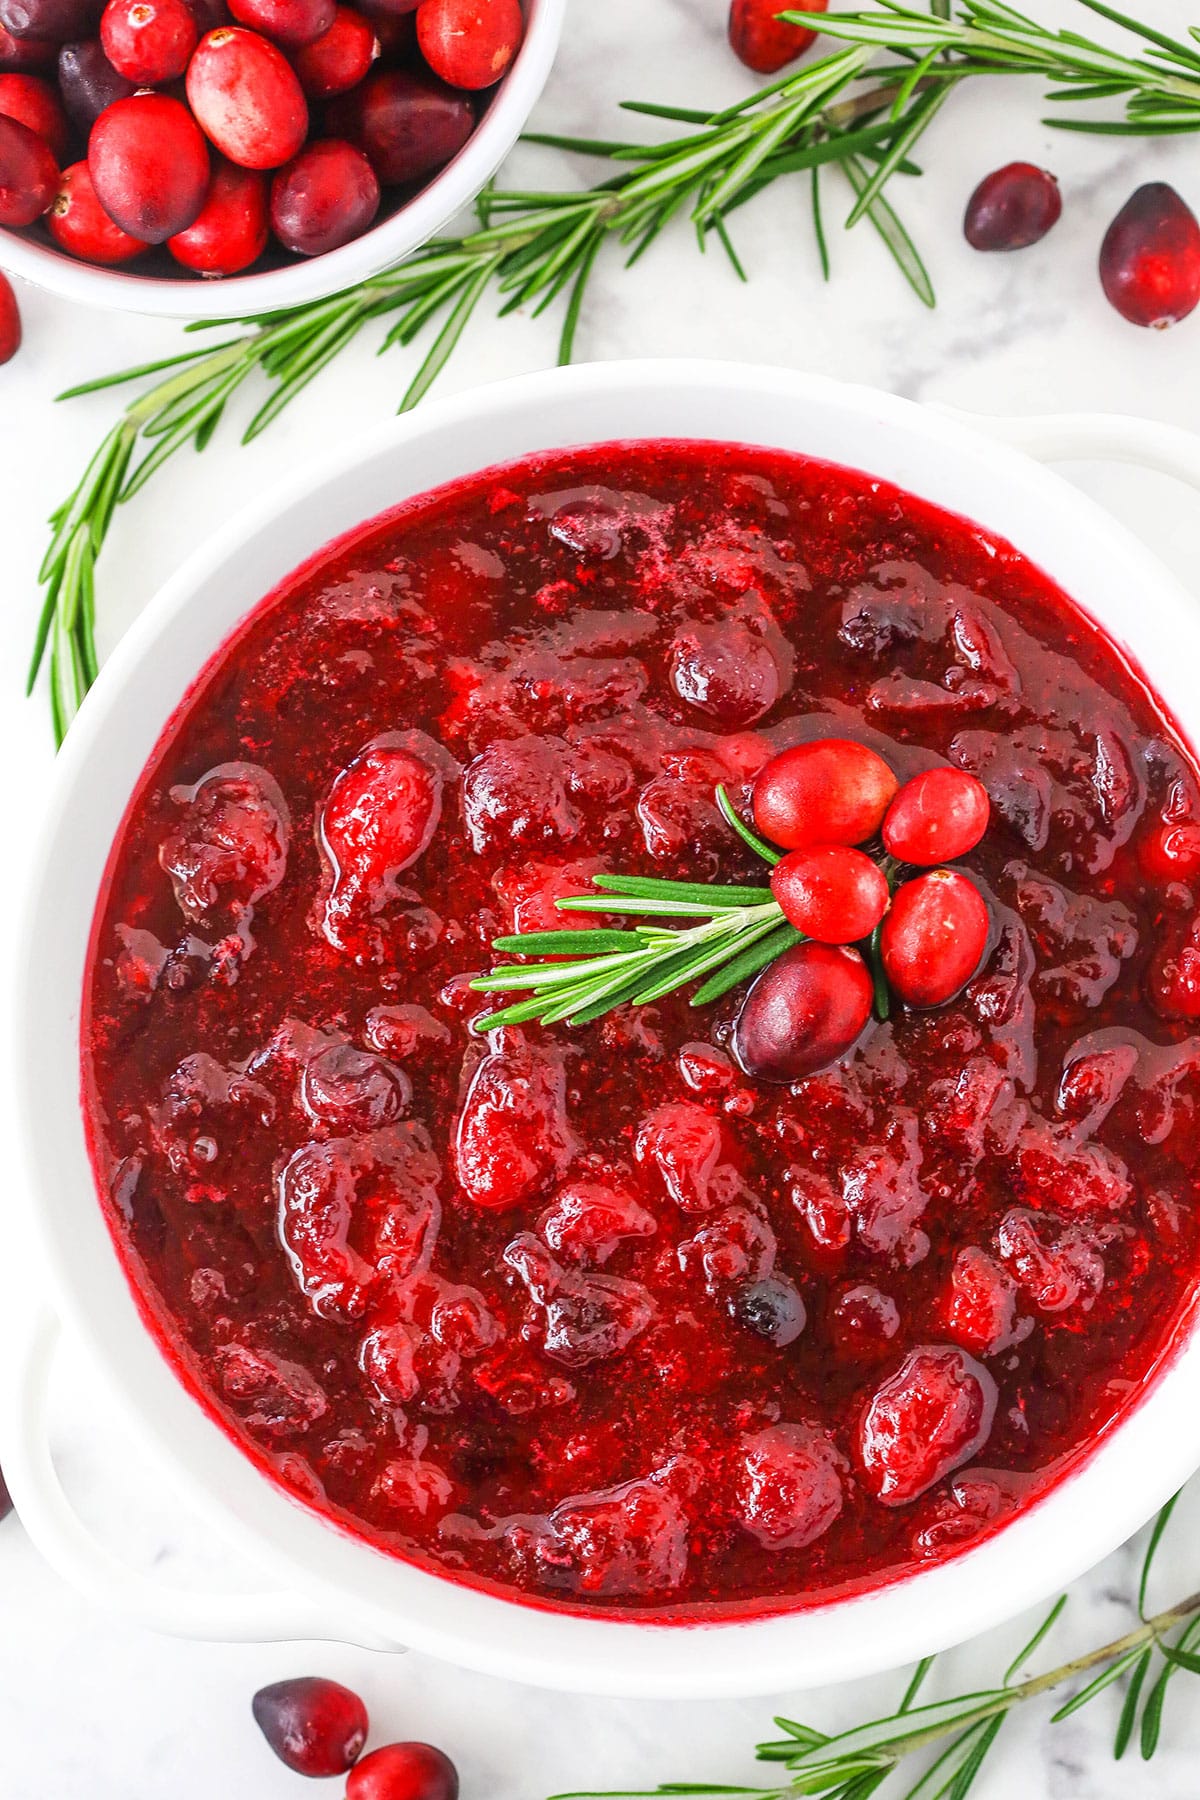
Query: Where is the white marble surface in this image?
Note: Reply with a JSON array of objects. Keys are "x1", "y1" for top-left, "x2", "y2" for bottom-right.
[{"x1": 4, "y1": 1, "x2": 1200, "y2": 1794}]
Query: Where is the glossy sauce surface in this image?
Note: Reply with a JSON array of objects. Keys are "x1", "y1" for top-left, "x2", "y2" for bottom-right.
[{"x1": 83, "y1": 441, "x2": 1200, "y2": 1617}]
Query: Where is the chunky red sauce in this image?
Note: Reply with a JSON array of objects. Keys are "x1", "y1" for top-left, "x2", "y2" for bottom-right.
[{"x1": 83, "y1": 441, "x2": 1200, "y2": 1619}]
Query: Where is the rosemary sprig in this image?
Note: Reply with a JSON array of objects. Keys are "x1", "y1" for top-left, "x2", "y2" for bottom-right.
[
  {"x1": 550, "y1": 1495, "x2": 1200, "y2": 1799},
  {"x1": 29, "y1": 1, "x2": 1200, "y2": 741}
]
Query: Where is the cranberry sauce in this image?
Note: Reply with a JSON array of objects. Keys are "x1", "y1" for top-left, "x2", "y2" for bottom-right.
[{"x1": 83, "y1": 441, "x2": 1200, "y2": 1618}]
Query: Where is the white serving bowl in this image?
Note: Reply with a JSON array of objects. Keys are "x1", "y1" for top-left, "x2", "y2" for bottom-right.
[
  {"x1": 0, "y1": 0, "x2": 565, "y2": 319},
  {"x1": 10, "y1": 361, "x2": 1200, "y2": 1697}
]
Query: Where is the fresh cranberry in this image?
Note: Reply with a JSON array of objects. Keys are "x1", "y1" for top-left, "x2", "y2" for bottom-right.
[
  {"x1": 346, "y1": 1742, "x2": 459, "y2": 1800},
  {"x1": 881, "y1": 869, "x2": 989, "y2": 1009},
  {"x1": 0, "y1": 109, "x2": 56, "y2": 222},
  {"x1": 100, "y1": 0, "x2": 195, "y2": 77},
  {"x1": 57, "y1": 37, "x2": 133, "y2": 125},
  {"x1": 0, "y1": 0, "x2": 101, "y2": 39},
  {"x1": 88, "y1": 91, "x2": 208, "y2": 240},
  {"x1": 728, "y1": 0, "x2": 826, "y2": 73},
  {"x1": 47, "y1": 154, "x2": 146, "y2": 257},
  {"x1": 770, "y1": 844, "x2": 889, "y2": 944},
  {"x1": 228, "y1": 0, "x2": 333, "y2": 42},
  {"x1": 733, "y1": 940, "x2": 873, "y2": 1084},
  {"x1": 882, "y1": 767, "x2": 991, "y2": 865},
  {"x1": 0, "y1": 69, "x2": 65, "y2": 154},
  {"x1": 270, "y1": 135, "x2": 377, "y2": 254},
  {"x1": 1099, "y1": 182, "x2": 1200, "y2": 329},
  {"x1": 187, "y1": 26, "x2": 308, "y2": 168},
  {"x1": 416, "y1": 0, "x2": 521, "y2": 90},
  {"x1": 291, "y1": 4, "x2": 375, "y2": 96},
  {"x1": 0, "y1": 269, "x2": 20, "y2": 363},
  {"x1": 327, "y1": 64, "x2": 471, "y2": 185},
  {"x1": 963, "y1": 162, "x2": 1062, "y2": 251},
  {"x1": 857, "y1": 1345, "x2": 998, "y2": 1506},
  {"x1": 752, "y1": 739, "x2": 898, "y2": 851},
  {"x1": 251, "y1": 1675, "x2": 368, "y2": 1776},
  {"x1": 1, "y1": 23, "x2": 58, "y2": 66},
  {"x1": 168, "y1": 154, "x2": 266, "y2": 271}
]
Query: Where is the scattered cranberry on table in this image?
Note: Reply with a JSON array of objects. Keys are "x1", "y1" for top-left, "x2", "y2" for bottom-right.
[
  {"x1": 963, "y1": 161, "x2": 1061, "y2": 252},
  {"x1": 771, "y1": 843, "x2": 889, "y2": 945},
  {"x1": 346, "y1": 1741, "x2": 460, "y2": 1800},
  {"x1": 251, "y1": 1675, "x2": 369, "y2": 1777},
  {"x1": 728, "y1": 0, "x2": 827, "y2": 74},
  {"x1": 752, "y1": 738, "x2": 898, "y2": 852},
  {"x1": 0, "y1": 267, "x2": 19, "y2": 360},
  {"x1": 1099, "y1": 181, "x2": 1200, "y2": 329}
]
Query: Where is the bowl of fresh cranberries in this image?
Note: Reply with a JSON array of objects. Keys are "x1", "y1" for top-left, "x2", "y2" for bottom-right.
[
  {"x1": 0, "y1": 0, "x2": 564, "y2": 314},
  {"x1": 11, "y1": 360, "x2": 1200, "y2": 1697}
]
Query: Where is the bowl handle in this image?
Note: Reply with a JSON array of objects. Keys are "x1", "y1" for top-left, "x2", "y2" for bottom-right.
[
  {"x1": 2, "y1": 1307, "x2": 405, "y2": 1650},
  {"x1": 938, "y1": 408, "x2": 1200, "y2": 492}
]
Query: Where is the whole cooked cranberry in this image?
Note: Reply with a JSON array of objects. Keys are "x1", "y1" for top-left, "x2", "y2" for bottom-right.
[
  {"x1": 187, "y1": 26, "x2": 308, "y2": 168},
  {"x1": 669, "y1": 618, "x2": 783, "y2": 726},
  {"x1": 0, "y1": 69, "x2": 65, "y2": 154},
  {"x1": 58, "y1": 37, "x2": 133, "y2": 125},
  {"x1": 0, "y1": 0, "x2": 101, "y2": 38},
  {"x1": 728, "y1": 0, "x2": 825, "y2": 73},
  {"x1": 830, "y1": 1283, "x2": 900, "y2": 1364},
  {"x1": 733, "y1": 1423, "x2": 843, "y2": 1549},
  {"x1": 1099, "y1": 182, "x2": 1200, "y2": 329},
  {"x1": 48, "y1": 154, "x2": 146, "y2": 257},
  {"x1": 1, "y1": 23, "x2": 58, "y2": 65},
  {"x1": 89, "y1": 92, "x2": 208, "y2": 240},
  {"x1": 771, "y1": 844, "x2": 889, "y2": 944},
  {"x1": 963, "y1": 162, "x2": 1061, "y2": 251},
  {"x1": 270, "y1": 134, "x2": 376, "y2": 253},
  {"x1": 1140, "y1": 818, "x2": 1200, "y2": 883},
  {"x1": 881, "y1": 869, "x2": 989, "y2": 1008},
  {"x1": 882, "y1": 767, "x2": 991, "y2": 865},
  {"x1": 168, "y1": 154, "x2": 266, "y2": 271},
  {"x1": 752, "y1": 739, "x2": 898, "y2": 851},
  {"x1": 0, "y1": 269, "x2": 20, "y2": 364},
  {"x1": 416, "y1": 0, "x2": 521, "y2": 90},
  {"x1": 291, "y1": 4, "x2": 376, "y2": 97},
  {"x1": 732, "y1": 1275, "x2": 807, "y2": 1346},
  {"x1": 326, "y1": 64, "x2": 471, "y2": 185},
  {"x1": 856, "y1": 1344, "x2": 998, "y2": 1506},
  {"x1": 733, "y1": 940, "x2": 873, "y2": 1084},
  {"x1": 100, "y1": 0, "x2": 195, "y2": 78},
  {"x1": 347, "y1": 1742, "x2": 459, "y2": 1800},
  {"x1": 0, "y1": 109, "x2": 56, "y2": 222},
  {"x1": 229, "y1": 0, "x2": 333, "y2": 42},
  {"x1": 251, "y1": 1675, "x2": 368, "y2": 1776}
]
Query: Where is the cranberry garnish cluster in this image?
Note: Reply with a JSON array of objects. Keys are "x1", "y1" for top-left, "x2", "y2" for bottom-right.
[
  {"x1": 253, "y1": 1674, "x2": 457, "y2": 1800},
  {"x1": 0, "y1": 0, "x2": 525, "y2": 274}
]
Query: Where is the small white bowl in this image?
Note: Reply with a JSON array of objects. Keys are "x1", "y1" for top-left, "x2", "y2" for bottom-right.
[
  {"x1": 10, "y1": 361, "x2": 1200, "y2": 1696},
  {"x1": 0, "y1": 0, "x2": 565, "y2": 320}
]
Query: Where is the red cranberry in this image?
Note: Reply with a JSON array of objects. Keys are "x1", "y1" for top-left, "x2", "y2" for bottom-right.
[
  {"x1": 270, "y1": 135, "x2": 377, "y2": 254},
  {"x1": 752, "y1": 739, "x2": 898, "y2": 852},
  {"x1": 251, "y1": 1675, "x2": 368, "y2": 1777},
  {"x1": 1099, "y1": 182, "x2": 1200, "y2": 329},
  {"x1": 857, "y1": 1344, "x2": 997, "y2": 1506},
  {"x1": 0, "y1": 269, "x2": 20, "y2": 363},
  {"x1": 327, "y1": 64, "x2": 471, "y2": 185},
  {"x1": 168, "y1": 154, "x2": 266, "y2": 271},
  {"x1": 881, "y1": 869, "x2": 989, "y2": 1009},
  {"x1": 830, "y1": 1283, "x2": 900, "y2": 1364},
  {"x1": 1140, "y1": 819, "x2": 1200, "y2": 883},
  {"x1": 1, "y1": 23, "x2": 58, "y2": 66},
  {"x1": 346, "y1": 1742, "x2": 459, "y2": 1800},
  {"x1": 0, "y1": 0, "x2": 101, "y2": 39},
  {"x1": 728, "y1": 0, "x2": 825, "y2": 73},
  {"x1": 58, "y1": 37, "x2": 134, "y2": 126},
  {"x1": 0, "y1": 69, "x2": 66, "y2": 154},
  {"x1": 89, "y1": 92, "x2": 208, "y2": 240},
  {"x1": 733, "y1": 940, "x2": 873, "y2": 1084},
  {"x1": 771, "y1": 844, "x2": 889, "y2": 944},
  {"x1": 48, "y1": 154, "x2": 146, "y2": 256},
  {"x1": 416, "y1": 0, "x2": 522, "y2": 91},
  {"x1": 0, "y1": 110, "x2": 56, "y2": 222},
  {"x1": 228, "y1": 0, "x2": 334, "y2": 43},
  {"x1": 963, "y1": 162, "x2": 1061, "y2": 251},
  {"x1": 291, "y1": 5, "x2": 375, "y2": 96},
  {"x1": 882, "y1": 767, "x2": 990, "y2": 865},
  {"x1": 187, "y1": 26, "x2": 308, "y2": 168},
  {"x1": 100, "y1": 0, "x2": 195, "y2": 79}
]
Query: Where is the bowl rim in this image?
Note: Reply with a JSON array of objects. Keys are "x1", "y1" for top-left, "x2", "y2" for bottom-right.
[
  {"x1": 14, "y1": 358, "x2": 1200, "y2": 1696},
  {"x1": 0, "y1": 0, "x2": 566, "y2": 321}
]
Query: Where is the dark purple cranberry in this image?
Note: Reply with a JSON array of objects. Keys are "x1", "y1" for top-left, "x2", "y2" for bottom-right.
[
  {"x1": 57, "y1": 37, "x2": 133, "y2": 127},
  {"x1": 0, "y1": 0, "x2": 101, "y2": 39},
  {"x1": 1099, "y1": 182, "x2": 1200, "y2": 329},
  {"x1": 251, "y1": 1676, "x2": 368, "y2": 1777},
  {"x1": 326, "y1": 65, "x2": 472, "y2": 186},
  {"x1": 733, "y1": 1276, "x2": 807, "y2": 1346},
  {"x1": 0, "y1": 1461, "x2": 13, "y2": 1519},
  {"x1": 963, "y1": 161, "x2": 1062, "y2": 252}
]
